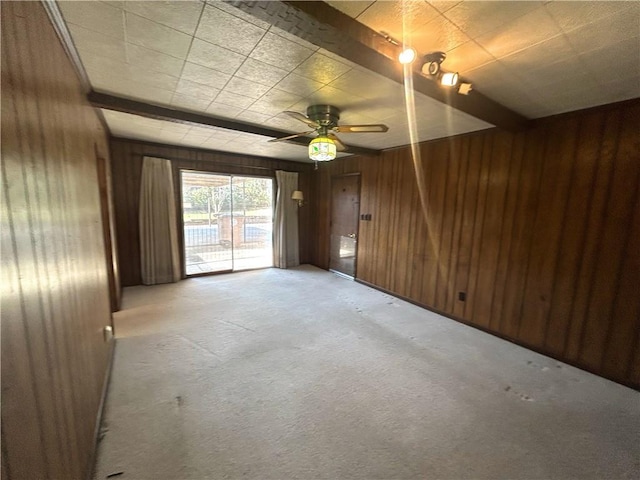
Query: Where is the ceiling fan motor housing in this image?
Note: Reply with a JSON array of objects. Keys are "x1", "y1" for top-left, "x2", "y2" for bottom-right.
[{"x1": 307, "y1": 104, "x2": 340, "y2": 128}]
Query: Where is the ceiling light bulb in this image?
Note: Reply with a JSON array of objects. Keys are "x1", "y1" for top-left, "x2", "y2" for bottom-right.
[
  {"x1": 441, "y1": 72, "x2": 459, "y2": 87},
  {"x1": 309, "y1": 136, "x2": 337, "y2": 162},
  {"x1": 398, "y1": 47, "x2": 416, "y2": 64}
]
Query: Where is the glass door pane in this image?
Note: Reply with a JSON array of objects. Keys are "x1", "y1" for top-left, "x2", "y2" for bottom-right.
[
  {"x1": 181, "y1": 171, "x2": 274, "y2": 276},
  {"x1": 231, "y1": 176, "x2": 273, "y2": 270},
  {"x1": 181, "y1": 171, "x2": 233, "y2": 275}
]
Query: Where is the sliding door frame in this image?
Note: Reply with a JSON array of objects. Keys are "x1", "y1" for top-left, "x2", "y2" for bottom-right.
[{"x1": 178, "y1": 169, "x2": 275, "y2": 278}]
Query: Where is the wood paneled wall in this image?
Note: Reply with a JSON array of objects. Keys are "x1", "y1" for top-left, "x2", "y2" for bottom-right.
[
  {"x1": 110, "y1": 138, "x2": 314, "y2": 287},
  {"x1": 311, "y1": 100, "x2": 640, "y2": 388},
  {"x1": 1, "y1": 2, "x2": 114, "y2": 479}
]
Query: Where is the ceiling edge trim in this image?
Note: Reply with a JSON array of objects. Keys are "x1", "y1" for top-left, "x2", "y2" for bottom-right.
[{"x1": 41, "y1": 0, "x2": 91, "y2": 91}]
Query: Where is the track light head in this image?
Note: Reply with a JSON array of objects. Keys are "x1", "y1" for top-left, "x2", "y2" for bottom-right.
[
  {"x1": 440, "y1": 72, "x2": 459, "y2": 87},
  {"x1": 398, "y1": 47, "x2": 416, "y2": 65},
  {"x1": 421, "y1": 51, "x2": 446, "y2": 76}
]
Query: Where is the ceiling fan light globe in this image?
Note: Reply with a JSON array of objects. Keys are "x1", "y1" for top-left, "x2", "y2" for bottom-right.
[{"x1": 309, "y1": 136, "x2": 337, "y2": 162}]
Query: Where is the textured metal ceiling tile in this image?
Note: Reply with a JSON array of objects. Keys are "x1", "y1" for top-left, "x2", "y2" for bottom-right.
[
  {"x1": 186, "y1": 38, "x2": 246, "y2": 75},
  {"x1": 443, "y1": 1, "x2": 541, "y2": 39},
  {"x1": 325, "y1": 1, "x2": 375, "y2": 19},
  {"x1": 124, "y1": 0, "x2": 203, "y2": 35},
  {"x1": 356, "y1": 0, "x2": 440, "y2": 42},
  {"x1": 275, "y1": 73, "x2": 325, "y2": 97},
  {"x1": 59, "y1": 1, "x2": 125, "y2": 39},
  {"x1": 475, "y1": 7, "x2": 562, "y2": 60},
  {"x1": 249, "y1": 31, "x2": 316, "y2": 71},
  {"x1": 125, "y1": 12, "x2": 192, "y2": 59},
  {"x1": 214, "y1": 90, "x2": 257, "y2": 110},
  {"x1": 175, "y1": 78, "x2": 220, "y2": 102},
  {"x1": 223, "y1": 77, "x2": 271, "y2": 100},
  {"x1": 293, "y1": 53, "x2": 353, "y2": 84},
  {"x1": 443, "y1": 40, "x2": 495, "y2": 74},
  {"x1": 68, "y1": 24, "x2": 127, "y2": 63},
  {"x1": 195, "y1": 5, "x2": 267, "y2": 56},
  {"x1": 126, "y1": 44, "x2": 185, "y2": 77},
  {"x1": 181, "y1": 62, "x2": 231, "y2": 90},
  {"x1": 235, "y1": 58, "x2": 290, "y2": 88}
]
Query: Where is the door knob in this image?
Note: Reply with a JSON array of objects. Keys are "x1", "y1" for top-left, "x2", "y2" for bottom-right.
[{"x1": 348, "y1": 233, "x2": 357, "y2": 239}]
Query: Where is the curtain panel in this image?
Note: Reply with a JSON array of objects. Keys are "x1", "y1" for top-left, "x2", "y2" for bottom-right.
[
  {"x1": 274, "y1": 170, "x2": 300, "y2": 268},
  {"x1": 139, "y1": 156, "x2": 180, "y2": 285}
]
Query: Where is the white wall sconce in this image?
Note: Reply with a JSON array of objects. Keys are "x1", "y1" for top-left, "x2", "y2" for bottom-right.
[{"x1": 292, "y1": 190, "x2": 305, "y2": 207}]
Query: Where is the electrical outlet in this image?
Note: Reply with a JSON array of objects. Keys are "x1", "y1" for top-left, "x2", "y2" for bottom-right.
[{"x1": 458, "y1": 292, "x2": 466, "y2": 301}]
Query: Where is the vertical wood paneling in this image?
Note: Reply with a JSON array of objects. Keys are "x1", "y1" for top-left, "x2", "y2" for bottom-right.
[
  {"x1": 445, "y1": 136, "x2": 471, "y2": 314},
  {"x1": 490, "y1": 132, "x2": 525, "y2": 332},
  {"x1": 517, "y1": 119, "x2": 579, "y2": 347},
  {"x1": 110, "y1": 138, "x2": 313, "y2": 286},
  {"x1": 1, "y1": 2, "x2": 113, "y2": 479},
  {"x1": 452, "y1": 135, "x2": 484, "y2": 319},
  {"x1": 464, "y1": 133, "x2": 494, "y2": 322},
  {"x1": 543, "y1": 113, "x2": 605, "y2": 356},
  {"x1": 564, "y1": 110, "x2": 622, "y2": 361},
  {"x1": 435, "y1": 139, "x2": 460, "y2": 311},
  {"x1": 602, "y1": 191, "x2": 640, "y2": 380},
  {"x1": 499, "y1": 128, "x2": 546, "y2": 339},
  {"x1": 311, "y1": 100, "x2": 640, "y2": 388},
  {"x1": 474, "y1": 131, "x2": 512, "y2": 328},
  {"x1": 577, "y1": 106, "x2": 640, "y2": 371}
]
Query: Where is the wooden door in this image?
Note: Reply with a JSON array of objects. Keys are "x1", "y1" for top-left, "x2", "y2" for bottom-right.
[{"x1": 330, "y1": 174, "x2": 361, "y2": 277}]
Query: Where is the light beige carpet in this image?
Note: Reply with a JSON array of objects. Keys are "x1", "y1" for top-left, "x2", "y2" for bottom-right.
[{"x1": 94, "y1": 265, "x2": 639, "y2": 479}]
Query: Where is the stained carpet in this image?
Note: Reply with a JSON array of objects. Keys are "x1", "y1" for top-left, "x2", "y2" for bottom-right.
[{"x1": 94, "y1": 265, "x2": 639, "y2": 479}]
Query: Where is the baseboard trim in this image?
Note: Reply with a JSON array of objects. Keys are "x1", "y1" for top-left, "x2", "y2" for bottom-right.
[
  {"x1": 355, "y1": 278, "x2": 639, "y2": 392},
  {"x1": 85, "y1": 339, "x2": 116, "y2": 480}
]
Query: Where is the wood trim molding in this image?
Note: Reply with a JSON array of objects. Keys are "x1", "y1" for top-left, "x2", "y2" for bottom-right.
[
  {"x1": 85, "y1": 339, "x2": 116, "y2": 480},
  {"x1": 111, "y1": 136, "x2": 297, "y2": 171},
  {"x1": 228, "y1": 0, "x2": 530, "y2": 132},
  {"x1": 40, "y1": 0, "x2": 113, "y2": 136},
  {"x1": 41, "y1": 0, "x2": 90, "y2": 90},
  {"x1": 89, "y1": 91, "x2": 382, "y2": 157}
]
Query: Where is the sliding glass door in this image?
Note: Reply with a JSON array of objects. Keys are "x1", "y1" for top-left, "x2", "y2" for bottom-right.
[{"x1": 180, "y1": 171, "x2": 273, "y2": 275}]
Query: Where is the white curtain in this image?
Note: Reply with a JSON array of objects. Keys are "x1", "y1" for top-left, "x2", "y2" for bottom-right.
[
  {"x1": 274, "y1": 170, "x2": 300, "y2": 268},
  {"x1": 139, "y1": 157, "x2": 180, "y2": 285}
]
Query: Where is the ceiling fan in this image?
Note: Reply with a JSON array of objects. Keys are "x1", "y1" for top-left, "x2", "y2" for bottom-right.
[{"x1": 269, "y1": 105, "x2": 389, "y2": 161}]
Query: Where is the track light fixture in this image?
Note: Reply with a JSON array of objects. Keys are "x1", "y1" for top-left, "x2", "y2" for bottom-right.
[
  {"x1": 440, "y1": 72, "x2": 459, "y2": 87},
  {"x1": 380, "y1": 31, "x2": 416, "y2": 65},
  {"x1": 398, "y1": 47, "x2": 416, "y2": 65},
  {"x1": 421, "y1": 51, "x2": 446, "y2": 76},
  {"x1": 421, "y1": 51, "x2": 465, "y2": 90}
]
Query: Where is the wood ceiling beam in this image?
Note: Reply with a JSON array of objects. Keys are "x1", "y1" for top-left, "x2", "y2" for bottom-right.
[
  {"x1": 226, "y1": 0, "x2": 530, "y2": 132},
  {"x1": 88, "y1": 91, "x2": 382, "y2": 157}
]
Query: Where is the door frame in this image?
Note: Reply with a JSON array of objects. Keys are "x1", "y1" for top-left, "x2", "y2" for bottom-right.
[{"x1": 328, "y1": 172, "x2": 361, "y2": 279}]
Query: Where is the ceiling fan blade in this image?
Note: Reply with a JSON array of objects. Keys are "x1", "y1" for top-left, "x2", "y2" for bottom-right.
[
  {"x1": 268, "y1": 131, "x2": 316, "y2": 143},
  {"x1": 334, "y1": 124, "x2": 389, "y2": 133},
  {"x1": 283, "y1": 111, "x2": 320, "y2": 128},
  {"x1": 327, "y1": 132, "x2": 347, "y2": 152}
]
